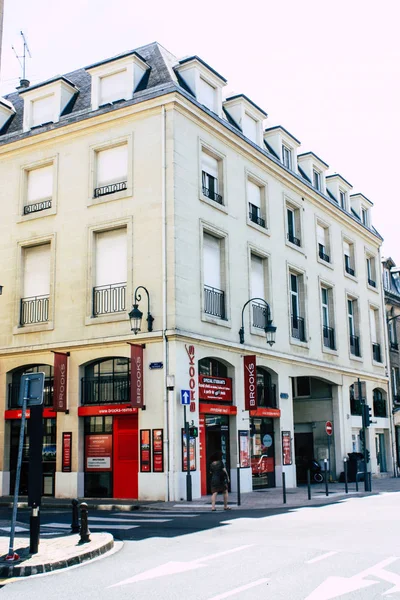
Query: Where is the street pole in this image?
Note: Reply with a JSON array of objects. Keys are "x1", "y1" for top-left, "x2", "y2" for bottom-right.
[
  {"x1": 359, "y1": 378, "x2": 371, "y2": 492},
  {"x1": 327, "y1": 434, "x2": 331, "y2": 482},
  {"x1": 184, "y1": 405, "x2": 192, "y2": 501}
]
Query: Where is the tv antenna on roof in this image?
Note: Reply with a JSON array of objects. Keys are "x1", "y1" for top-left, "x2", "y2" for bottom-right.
[{"x1": 12, "y1": 31, "x2": 32, "y2": 82}]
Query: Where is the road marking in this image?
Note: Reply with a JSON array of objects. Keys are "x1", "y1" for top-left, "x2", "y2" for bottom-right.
[
  {"x1": 109, "y1": 544, "x2": 254, "y2": 588},
  {"x1": 206, "y1": 578, "x2": 270, "y2": 600},
  {"x1": 42, "y1": 522, "x2": 139, "y2": 530},
  {"x1": 0, "y1": 526, "x2": 28, "y2": 533},
  {"x1": 306, "y1": 551, "x2": 338, "y2": 564},
  {"x1": 113, "y1": 512, "x2": 199, "y2": 518},
  {"x1": 89, "y1": 516, "x2": 170, "y2": 523}
]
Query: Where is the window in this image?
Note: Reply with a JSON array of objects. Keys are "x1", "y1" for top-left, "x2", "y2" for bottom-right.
[
  {"x1": 247, "y1": 180, "x2": 266, "y2": 228},
  {"x1": 20, "y1": 244, "x2": 51, "y2": 326},
  {"x1": 348, "y1": 298, "x2": 360, "y2": 356},
  {"x1": 313, "y1": 169, "x2": 321, "y2": 191},
  {"x1": 294, "y1": 377, "x2": 311, "y2": 397},
  {"x1": 344, "y1": 240, "x2": 355, "y2": 276},
  {"x1": 370, "y1": 307, "x2": 382, "y2": 362},
  {"x1": 388, "y1": 319, "x2": 398, "y2": 350},
  {"x1": 93, "y1": 229, "x2": 127, "y2": 316},
  {"x1": 99, "y1": 70, "x2": 129, "y2": 105},
  {"x1": 201, "y1": 150, "x2": 223, "y2": 204},
  {"x1": 251, "y1": 254, "x2": 268, "y2": 329},
  {"x1": 31, "y1": 95, "x2": 54, "y2": 127},
  {"x1": 203, "y1": 233, "x2": 225, "y2": 319},
  {"x1": 242, "y1": 113, "x2": 258, "y2": 143},
  {"x1": 339, "y1": 190, "x2": 346, "y2": 210},
  {"x1": 282, "y1": 145, "x2": 292, "y2": 170},
  {"x1": 95, "y1": 144, "x2": 128, "y2": 198},
  {"x1": 25, "y1": 164, "x2": 53, "y2": 215},
  {"x1": 366, "y1": 256, "x2": 376, "y2": 288},
  {"x1": 383, "y1": 268, "x2": 391, "y2": 290},
  {"x1": 361, "y1": 207, "x2": 369, "y2": 227},
  {"x1": 392, "y1": 367, "x2": 400, "y2": 400},
  {"x1": 321, "y1": 286, "x2": 335, "y2": 349},
  {"x1": 257, "y1": 368, "x2": 276, "y2": 408},
  {"x1": 290, "y1": 272, "x2": 306, "y2": 341},
  {"x1": 199, "y1": 357, "x2": 228, "y2": 377},
  {"x1": 286, "y1": 205, "x2": 301, "y2": 246},
  {"x1": 9, "y1": 364, "x2": 54, "y2": 409},
  {"x1": 373, "y1": 389, "x2": 387, "y2": 418},
  {"x1": 317, "y1": 224, "x2": 330, "y2": 263},
  {"x1": 82, "y1": 357, "x2": 130, "y2": 405},
  {"x1": 197, "y1": 77, "x2": 216, "y2": 112}
]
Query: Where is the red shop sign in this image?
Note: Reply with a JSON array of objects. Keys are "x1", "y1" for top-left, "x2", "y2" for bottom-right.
[
  {"x1": 250, "y1": 407, "x2": 281, "y2": 418},
  {"x1": 53, "y1": 352, "x2": 68, "y2": 412},
  {"x1": 185, "y1": 345, "x2": 196, "y2": 413},
  {"x1": 199, "y1": 403, "x2": 237, "y2": 415},
  {"x1": 78, "y1": 405, "x2": 138, "y2": 417},
  {"x1": 85, "y1": 434, "x2": 112, "y2": 472},
  {"x1": 62, "y1": 432, "x2": 72, "y2": 473},
  {"x1": 198, "y1": 375, "x2": 232, "y2": 402},
  {"x1": 130, "y1": 344, "x2": 144, "y2": 408},
  {"x1": 243, "y1": 355, "x2": 257, "y2": 411},
  {"x1": 5, "y1": 408, "x2": 56, "y2": 420}
]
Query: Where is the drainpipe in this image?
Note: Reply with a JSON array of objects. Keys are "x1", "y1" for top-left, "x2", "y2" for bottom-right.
[{"x1": 0, "y1": 0, "x2": 4, "y2": 77}]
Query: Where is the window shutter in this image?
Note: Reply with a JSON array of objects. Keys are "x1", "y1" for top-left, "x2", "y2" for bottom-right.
[
  {"x1": 27, "y1": 166, "x2": 53, "y2": 203},
  {"x1": 242, "y1": 113, "x2": 258, "y2": 143},
  {"x1": 248, "y1": 181, "x2": 261, "y2": 209},
  {"x1": 201, "y1": 152, "x2": 219, "y2": 179},
  {"x1": 197, "y1": 78, "x2": 215, "y2": 111},
  {"x1": 343, "y1": 241, "x2": 350, "y2": 257},
  {"x1": 96, "y1": 145, "x2": 128, "y2": 187},
  {"x1": 23, "y1": 244, "x2": 51, "y2": 297},
  {"x1": 31, "y1": 96, "x2": 54, "y2": 127},
  {"x1": 251, "y1": 255, "x2": 264, "y2": 298},
  {"x1": 203, "y1": 234, "x2": 221, "y2": 289},
  {"x1": 99, "y1": 70, "x2": 130, "y2": 105},
  {"x1": 95, "y1": 228, "x2": 127, "y2": 286},
  {"x1": 317, "y1": 225, "x2": 326, "y2": 247}
]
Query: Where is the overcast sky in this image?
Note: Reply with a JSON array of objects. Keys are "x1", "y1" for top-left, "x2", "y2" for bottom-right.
[{"x1": 1, "y1": 0, "x2": 399, "y2": 260}]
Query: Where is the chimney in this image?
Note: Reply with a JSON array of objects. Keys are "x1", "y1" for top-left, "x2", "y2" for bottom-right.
[{"x1": 16, "y1": 78, "x2": 30, "y2": 91}]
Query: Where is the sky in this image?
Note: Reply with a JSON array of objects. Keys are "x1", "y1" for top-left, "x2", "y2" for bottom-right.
[{"x1": 1, "y1": 0, "x2": 399, "y2": 259}]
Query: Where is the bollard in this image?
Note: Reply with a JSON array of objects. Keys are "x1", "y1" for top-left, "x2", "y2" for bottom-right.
[
  {"x1": 282, "y1": 472, "x2": 286, "y2": 504},
  {"x1": 79, "y1": 502, "x2": 91, "y2": 544},
  {"x1": 71, "y1": 498, "x2": 80, "y2": 533},
  {"x1": 324, "y1": 459, "x2": 329, "y2": 496},
  {"x1": 355, "y1": 472, "x2": 359, "y2": 492},
  {"x1": 236, "y1": 464, "x2": 241, "y2": 507},
  {"x1": 29, "y1": 503, "x2": 40, "y2": 554},
  {"x1": 344, "y1": 458, "x2": 348, "y2": 494},
  {"x1": 307, "y1": 469, "x2": 311, "y2": 500}
]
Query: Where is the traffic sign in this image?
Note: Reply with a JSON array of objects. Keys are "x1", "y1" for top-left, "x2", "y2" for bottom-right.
[
  {"x1": 17, "y1": 373, "x2": 45, "y2": 407},
  {"x1": 325, "y1": 421, "x2": 333, "y2": 436},
  {"x1": 181, "y1": 390, "x2": 190, "y2": 405}
]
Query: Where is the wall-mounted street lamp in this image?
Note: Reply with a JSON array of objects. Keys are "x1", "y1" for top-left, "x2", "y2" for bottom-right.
[
  {"x1": 129, "y1": 286, "x2": 154, "y2": 334},
  {"x1": 239, "y1": 298, "x2": 276, "y2": 346},
  {"x1": 0, "y1": 285, "x2": 3, "y2": 295}
]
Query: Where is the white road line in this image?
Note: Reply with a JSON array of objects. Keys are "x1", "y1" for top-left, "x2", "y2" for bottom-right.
[
  {"x1": 307, "y1": 551, "x2": 338, "y2": 564},
  {"x1": 206, "y1": 578, "x2": 270, "y2": 600},
  {"x1": 42, "y1": 522, "x2": 139, "y2": 530},
  {"x1": 113, "y1": 512, "x2": 199, "y2": 518},
  {"x1": 89, "y1": 517, "x2": 170, "y2": 523},
  {"x1": 0, "y1": 526, "x2": 29, "y2": 533}
]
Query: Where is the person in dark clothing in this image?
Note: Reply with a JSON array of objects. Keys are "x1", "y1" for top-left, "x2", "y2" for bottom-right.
[{"x1": 209, "y1": 451, "x2": 231, "y2": 511}]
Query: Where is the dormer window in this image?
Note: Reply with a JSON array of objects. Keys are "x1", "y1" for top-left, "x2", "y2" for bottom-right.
[
  {"x1": 21, "y1": 77, "x2": 77, "y2": 132},
  {"x1": 298, "y1": 152, "x2": 328, "y2": 194},
  {"x1": 313, "y1": 169, "x2": 321, "y2": 191},
  {"x1": 0, "y1": 98, "x2": 16, "y2": 131},
  {"x1": 361, "y1": 207, "x2": 369, "y2": 227},
  {"x1": 243, "y1": 113, "x2": 258, "y2": 143},
  {"x1": 99, "y1": 70, "x2": 129, "y2": 105},
  {"x1": 176, "y1": 56, "x2": 227, "y2": 118},
  {"x1": 197, "y1": 77, "x2": 216, "y2": 112},
  {"x1": 223, "y1": 95, "x2": 266, "y2": 147},
  {"x1": 282, "y1": 145, "x2": 292, "y2": 169},
  {"x1": 339, "y1": 190, "x2": 346, "y2": 210},
  {"x1": 31, "y1": 95, "x2": 54, "y2": 127}
]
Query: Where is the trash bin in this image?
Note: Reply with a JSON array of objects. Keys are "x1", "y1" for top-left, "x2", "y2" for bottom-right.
[{"x1": 347, "y1": 452, "x2": 365, "y2": 482}]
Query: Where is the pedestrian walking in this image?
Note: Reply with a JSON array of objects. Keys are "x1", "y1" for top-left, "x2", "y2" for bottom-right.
[{"x1": 209, "y1": 451, "x2": 231, "y2": 511}]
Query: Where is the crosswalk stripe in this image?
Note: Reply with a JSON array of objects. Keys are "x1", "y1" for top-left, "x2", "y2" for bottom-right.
[
  {"x1": 42, "y1": 522, "x2": 139, "y2": 530},
  {"x1": 89, "y1": 517, "x2": 170, "y2": 523},
  {"x1": 0, "y1": 526, "x2": 29, "y2": 533},
  {"x1": 113, "y1": 512, "x2": 198, "y2": 518}
]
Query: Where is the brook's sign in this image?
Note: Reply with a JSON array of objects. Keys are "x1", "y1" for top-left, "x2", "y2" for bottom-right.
[
  {"x1": 54, "y1": 352, "x2": 68, "y2": 412},
  {"x1": 244, "y1": 355, "x2": 257, "y2": 411},
  {"x1": 185, "y1": 345, "x2": 196, "y2": 413},
  {"x1": 131, "y1": 345, "x2": 144, "y2": 408},
  {"x1": 198, "y1": 375, "x2": 232, "y2": 402}
]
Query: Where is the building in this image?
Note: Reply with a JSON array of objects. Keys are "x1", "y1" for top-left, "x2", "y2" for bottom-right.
[{"x1": 0, "y1": 42, "x2": 390, "y2": 501}]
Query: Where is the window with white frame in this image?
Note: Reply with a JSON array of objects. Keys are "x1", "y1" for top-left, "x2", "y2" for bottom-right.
[
  {"x1": 203, "y1": 233, "x2": 225, "y2": 319},
  {"x1": 289, "y1": 271, "x2": 306, "y2": 341},
  {"x1": 247, "y1": 179, "x2": 266, "y2": 228},
  {"x1": 370, "y1": 306, "x2": 382, "y2": 362},
  {"x1": 20, "y1": 244, "x2": 51, "y2": 326},
  {"x1": 93, "y1": 228, "x2": 127, "y2": 316},
  {"x1": 286, "y1": 204, "x2": 301, "y2": 247},
  {"x1": 99, "y1": 70, "x2": 130, "y2": 105},
  {"x1": 31, "y1": 95, "x2": 54, "y2": 127},
  {"x1": 282, "y1": 145, "x2": 292, "y2": 170},
  {"x1": 388, "y1": 318, "x2": 398, "y2": 350},
  {"x1": 317, "y1": 224, "x2": 330, "y2": 263},
  {"x1": 392, "y1": 367, "x2": 400, "y2": 399},
  {"x1": 344, "y1": 240, "x2": 355, "y2": 276},
  {"x1": 197, "y1": 77, "x2": 216, "y2": 112},
  {"x1": 347, "y1": 297, "x2": 360, "y2": 356},
  {"x1": 383, "y1": 268, "x2": 391, "y2": 290},
  {"x1": 321, "y1": 286, "x2": 335, "y2": 349},
  {"x1": 313, "y1": 169, "x2": 321, "y2": 191},
  {"x1": 366, "y1": 255, "x2": 376, "y2": 287},
  {"x1": 361, "y1": 207, "x2": 369, "y2": 227},
  {"x1": 339, "y1": 190, "x2": 347, "y2": 210},
  {"x1": 25, "y1": 164, "x2": 53, "y2": 215},
  {"x1": 242, "y1": 113, "x2": 258, "y2": 143},
  {"x1": 94, "y1": 144, "x2": 128, "y2": 198},
  {"x1": 201, "y1": 150, "x2": 223, "y2": 204},
  {"x1": 251, "y1": 254, "x2": 268, "y2": 329}
]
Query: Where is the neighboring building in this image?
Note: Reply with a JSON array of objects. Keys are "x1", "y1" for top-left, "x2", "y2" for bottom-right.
[
  {"x1": 0, "y1": 42, "x2": 390, "y2": 501},
  {"x1": 382, "y1": 257, "x2": 400, "y2": 471}
]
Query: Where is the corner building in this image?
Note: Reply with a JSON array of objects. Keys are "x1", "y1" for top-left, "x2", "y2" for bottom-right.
[{"x1": 0, "y1": 43, "x2": 390, "y2": 500}]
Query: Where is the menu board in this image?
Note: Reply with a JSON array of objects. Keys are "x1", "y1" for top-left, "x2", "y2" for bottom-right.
[
  {"x1": 62, "y1": 432, "x2": 72, "y2": 473},
  {"x1": 182, "y1": 429, "x2": 196, "y2": 471},
  {"x1": 140, "y1": 429, "x2": 151, "y2": 472},
  {"x1": 282, "y1": 431, "x2": 292, "y2": 466},
  {"x1": 152, "y1": 429, "x2": 164, "y2": 473},
  {"x1": 238, "y1": 430, "x2": 250, "y2": 468}
]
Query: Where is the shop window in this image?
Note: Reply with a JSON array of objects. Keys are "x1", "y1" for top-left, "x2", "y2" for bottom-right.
[
  {"x1": 81, "y1": 357, "x2": 130, "y2": 405},
  {"x1": 198, "y1": 357, "x2": 227, "y2": 377},
  {"x1": 256, "y1": 368, "x2": 277, "y2": 408},
  {"x1": 8, "y1": 364, "x2": 54, "y2": 408}
]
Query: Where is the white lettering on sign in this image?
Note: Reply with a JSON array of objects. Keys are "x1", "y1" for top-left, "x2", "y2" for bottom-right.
[
  {"x1": 136, "y1": 356, "x2": 142, "y2": 404},
  {"x1": 58, "y1": 363, "x2": 66, "y2": 408},
  {"x1": 245, "y1": 360, "x2": 256, "y2": 408},
  {"x1": 185, "y1": 345, "x2": 196, "y2": 412}
]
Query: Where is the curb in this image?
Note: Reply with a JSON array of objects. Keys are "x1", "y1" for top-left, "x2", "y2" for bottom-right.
[{"x1": 0, "y1": 535, "x2": 114, "y2": 578}]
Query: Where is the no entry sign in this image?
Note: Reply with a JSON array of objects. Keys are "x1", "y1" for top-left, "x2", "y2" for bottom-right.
[{"x1": 325, "y1": 421, "x2": 333, "y2": 436}]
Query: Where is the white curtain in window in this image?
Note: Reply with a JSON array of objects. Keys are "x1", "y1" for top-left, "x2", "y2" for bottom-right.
[
  {"x1": 99, "y1": 70, "x2": 130, "y2": 105},
  {"x1": 95, "y1": 228, "x2": 127, "y2": 286},
  {"x1": 203, "y1": 233, "x2": 221, "y2": 289},
  {"x1": 31, "y1": 96, "x2": 54, "y2": 127},
  {"x1": 251, "y1": 255, "x2": 264, "y2": 299},
  {"x1": 96, "y1": 145, "x2": 128, "y2": 187},
  {"x1": 201, "y1": 152, "x2": 218, "y2": 178},
  {"x1": 197, "y1": 78, "x2": 215, "y2": 112},
  {"x1": 248, "y1": 180, "x2": 261, "y2": 209},
  {"x1": 27, "y1": 165, "x2": 53, "y2": 203},
  {"x1": 369, "y1": 308, "x2": 377, "y2": 343},
  {"x1": 317, "y1": 225, "x2": 326, "y2": 247},
  {"x1": 242, "y1": 113, "x2": 258, "y2": 143},
  {"x1": 23, "y1": 244, "x2": 51, "y2": 297}
]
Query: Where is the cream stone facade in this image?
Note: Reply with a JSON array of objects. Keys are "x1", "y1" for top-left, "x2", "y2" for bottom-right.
[{"x1": 0, "y1": 43, "x2": 391, "y2": 501}]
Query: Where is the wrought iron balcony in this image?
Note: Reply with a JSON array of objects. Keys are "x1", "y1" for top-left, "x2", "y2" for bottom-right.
[
  {"x1": 390, "y1": 341, "x2": 399, "y2": 351},
  {"x1": 373, "y1": 397, "x2": 387, "y2": 418},
  {"x1": 204, "y1": 285, "x2": 226, "y2": 319},
  {"x1": 202, "y1": 185, "x2": 223, "y2": 205},
  {"x1": 291, "y1": 315, "x2": 306, "y2": 341},
  {"x1": 349, "y1": 334, "x2": 360, "y2": 356},
  {"x1": 350, "y1": 397, "x2": 362, "y2": 416},
  {"x1": 345, "y1": 264, "x2": 355, "y2": 276},
  {"x1": 81, "y1": 375, "x2": 130, "y2": 405},
  {"x1": 372, "y1": 342, "x2": 382, "y2": 363},
  {"x1": 323, "y1": 326, "x2": 335, "y2": 350},
  {"x1": 318, "y1": 245, "x2": 330, "y2": 262},
  {"x1": 94, "y1": 181, "x2": 127, "y2": 198},
  {"x1": 93, "y1": 282, "x2": 127, "y2": 316},
  {"x1": 8, "y1": 378, "x2": 54, "y2": 409},
  {"x1": 368, "y1": 278, "x2": 376, "y2": 288},
  {"x1": 257, "y1": 384, "x2": 277, "y2": 408},
  {"x1": 252, "y1": 301, "x2": 269, "y2": 329},
  {"x1": 287, "y1": 233, "x2": 301, "y2": 247},
  {"x1": 24, "y1": 199, "x2": 52, "y2": 215},
  {"x1": 249, "y1": 204, "x2": 266, "y2": 228},
  {"x1": 20, "y1": 295, "x2": 49, "y2": 326}
]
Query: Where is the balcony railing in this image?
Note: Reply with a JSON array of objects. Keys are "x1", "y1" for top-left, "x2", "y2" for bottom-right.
[
  {"x1": 252, "y1": 302, "x2": 268, "y2": 329},
  {"x1": 249, "y1": 203, "x2": 265, "y2": 228},
  {"x1": 24, "y1": 199, "x2": 52, "y2": 215},
  {"x1": 291, "y1": 315, "x2": 306, "y2": 341},
  {"x1": 372, "y1": 343, "x2": 382, "y2": 363},
  {"x1": 287, "y1": 233, "x2": 301, "y2": 247},
  {"x1": 204, "y1": 285, "x2": 226, "y2": 319},
  {"x1": 318, "y1": 245, "x2": 330, "y2": 262},
  {"x1": 202, "y1": 186, "x2": 223, "y2": 205},
  {"x1": 390, "y1": 341, "x2": 399, "y2": 351},
  {"x1": 345, "y1": 264, "x2": 355, "y2": 276},
  {"x1": 20, "y1": 295, "x2": 49, "y2": 326},
  {"x1": 93, "y1": 282, "x2": 126, "y2": 316},
  {"x1": 257, "y1": 384, "x2": 277, "y2": 408},
  {"x1": 349, "y1": 334, "x2": 360, "y2": 356},
  {"x1": 350, "y1": 397, "x2": 362, "y2": 416},
  {"x1": 81, "y1": 375, "x2": 130, "y2": 405},
  {"x1": 323, "y1": 326, "x2": 335, "y2": 350},
  {"x1": 8, "y1": 378, "x2": 54, "y2": 408},
  {"x1": 368, "y1": 278, "x2": 376, "y2": 288},
  {"x1": 94, "y1": 180, "x2": 127, "y2": 198},
  {"x1": 373, "y1": 398, "x2": 387, "y2": 418}
]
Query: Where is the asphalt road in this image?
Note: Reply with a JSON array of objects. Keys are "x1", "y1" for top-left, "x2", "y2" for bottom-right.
[{"x1": 1, "y1": 492, "x2": 400, "y2": 599}]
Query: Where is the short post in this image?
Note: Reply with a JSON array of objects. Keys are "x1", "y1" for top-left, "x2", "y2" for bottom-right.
[
  {"x1": 282, "y1": 471, "x2": 286, "y2": 504},
  {"x1": 368, "y1": 472, "x2": 372, "y2": 492},
  {"x1": 236, "y1": 464, "x2": 241, "y2": 506},
  {"x1": 71, "y1": 498, "x2": 80, "y2": 533},
  {"x1": 184, "y1": 405, "x2": 192, "y2": 502},
  {"x1": 355, "y1": 472, "x2": 359, "y2": 492},
  {"x1": 79, "y1": 502, "x2": 90, "y2": 544},
  {"x1": 307, "y1": 469, "x2": 311, "y2": 500},
  {"x1": 29, "y1": 503, "x2": 40, "y2": 554},
  {"x1": 324, "y1": 459, "x2": 329, "y2": 496},
  {"x1": 344, "y1": 458, "x2": 348, "y2": 494}
]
